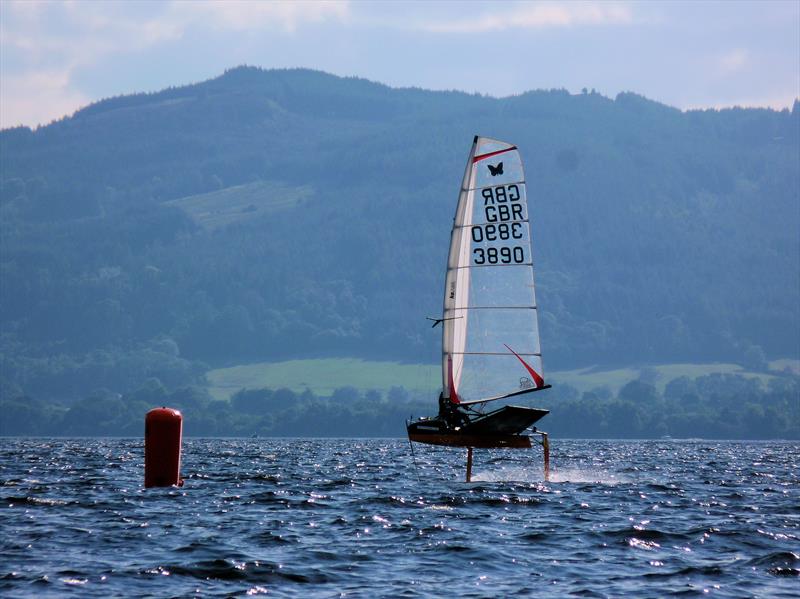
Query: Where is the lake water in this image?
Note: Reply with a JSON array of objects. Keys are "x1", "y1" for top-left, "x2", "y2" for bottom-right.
[{"x1": 1, "y1": 438, "x2": 798, "y2": 597}]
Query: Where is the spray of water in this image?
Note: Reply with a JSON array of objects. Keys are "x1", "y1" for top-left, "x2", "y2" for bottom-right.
[{"x1": 471, "y1": 467, "x2": 632, "y2": 484}]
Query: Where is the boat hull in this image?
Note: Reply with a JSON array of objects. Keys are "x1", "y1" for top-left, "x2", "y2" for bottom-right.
[
  {"x1": 407, "y1": 405, "x2": 549, "y2": 449},
  {"x1": 408, "y1": 431, "x2": 532, "y2": 448}
]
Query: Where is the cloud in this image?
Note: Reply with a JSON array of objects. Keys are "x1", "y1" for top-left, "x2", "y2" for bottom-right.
[
  {"x1": 0, "y1": 0, "x2": 352, "y2": 127},
  {"x1": 0, "y1": 69, "x2": 90, "y2": 128},
  {"x1": 1, "y1": 0, "x2": 48, "y2": 22},
  {"x1": 167, "y1": 0, "x2": 350, "y2": 34},
  {"x1": 0, "y1": 1, "x2": 182, "y2": 127},
  {"x1": 1, "y1": 4, "x2": 175, "y2": 74},
  {"x1": 718, "y1": 48, "x2": 750, "y2": 74},
  {"x1": 419, "y1": 1, "x2": 634, "y2": 33}
]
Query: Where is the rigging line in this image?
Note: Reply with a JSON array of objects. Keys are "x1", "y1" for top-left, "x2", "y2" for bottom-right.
[
  {"x1": 407, "y1": 435, "x2": 420, "y2": 483},
  {"x1": 453, "y1": 220, "x2": 530, "y2": 228},
  {"x1": 458, "y1": 384, "x2": 553, "y2": 406},
  {"x1": 451, "y1": 351, "x2": 542, "y2": 356},
  {"x1": 455, "y1": 306, "x2": 537, "y2": 310},
  {"x1": 461, "y1": 179, "x2": 528, "y2": 193}
]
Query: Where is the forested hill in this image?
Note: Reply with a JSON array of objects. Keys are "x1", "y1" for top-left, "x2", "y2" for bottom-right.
[{"x1": 1, "y1": 66, "x2": 798, "y2": 402}]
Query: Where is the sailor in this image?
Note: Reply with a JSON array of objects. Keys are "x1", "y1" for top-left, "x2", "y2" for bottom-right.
[
  {"x1": 437, "y1": 392, "x2": 448, "y2": 416},
  {"x1": 438, "y1": 393, "x2": 468, "y2": 429}
]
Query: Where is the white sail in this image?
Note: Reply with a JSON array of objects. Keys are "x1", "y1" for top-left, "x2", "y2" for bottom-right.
[{"x1": 441, "y1": 136, "x2": 545, "y2": 405}]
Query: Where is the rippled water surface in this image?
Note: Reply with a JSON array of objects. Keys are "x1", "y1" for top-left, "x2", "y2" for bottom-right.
[{"x1": 1, "y1": 438, "x2": 798, "y2": 597}]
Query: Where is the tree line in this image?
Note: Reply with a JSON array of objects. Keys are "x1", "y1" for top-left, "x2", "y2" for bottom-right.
[{"x1": 2, "y1": 372, "x2": 796, "y2": 439}]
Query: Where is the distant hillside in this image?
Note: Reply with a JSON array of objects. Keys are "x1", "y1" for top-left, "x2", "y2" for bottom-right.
[{"x1": 1, "y1": 66, "x2": 798, "y2": 402}]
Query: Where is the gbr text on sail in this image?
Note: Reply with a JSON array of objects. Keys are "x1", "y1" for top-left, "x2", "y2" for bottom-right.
[{"x1": 471, "y1": 184, "x2": 528, "y2": 265}]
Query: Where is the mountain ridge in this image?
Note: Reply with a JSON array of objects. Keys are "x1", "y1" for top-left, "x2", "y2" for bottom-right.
[{"x1": 1, "y1": 66, "x2": 798, "y2": 402}]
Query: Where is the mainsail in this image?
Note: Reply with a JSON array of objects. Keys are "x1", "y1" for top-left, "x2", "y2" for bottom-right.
[{"x1": 441, "y1": 136, "x2": 545, "y2": 406}]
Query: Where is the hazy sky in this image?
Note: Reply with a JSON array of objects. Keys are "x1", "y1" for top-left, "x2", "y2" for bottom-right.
[{"x1": 1, "y1": 0, "x2": 798, "y2": 129}]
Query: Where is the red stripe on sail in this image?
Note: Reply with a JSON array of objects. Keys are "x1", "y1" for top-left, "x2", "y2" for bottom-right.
[
  {"x1": 447, "y1": 355, "x2": 460, "y2": 404},
  {"x1": 504, "y1": 343, "x2": 545, "y2": 388},
  {"x1": 473, "y1": 146, "x2": 517, "y2": 163}
]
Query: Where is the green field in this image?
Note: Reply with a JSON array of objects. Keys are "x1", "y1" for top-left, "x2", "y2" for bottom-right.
[
  {"x1": 206, "y1": 358, "x2": 793, "y2": 400},
  {"x1": 166, "y1": 180, "x2": 313, "y2": 230},
  {"x1": 550, "y1": 363, "x2": 778, "y2": 394},
  {"x1": 206, "y1": 358, "x2": 441, "y2": 400}
]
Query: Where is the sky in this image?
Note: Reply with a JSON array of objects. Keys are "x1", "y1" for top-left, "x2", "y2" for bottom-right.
[{"x1": 1, "y1": 0, "x2": 798, "y2": 129}]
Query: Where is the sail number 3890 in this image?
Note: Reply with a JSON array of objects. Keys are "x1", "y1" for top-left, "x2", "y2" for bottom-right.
[{"x1": 473, "y1": 246, "x2": 525, "y2": 264}]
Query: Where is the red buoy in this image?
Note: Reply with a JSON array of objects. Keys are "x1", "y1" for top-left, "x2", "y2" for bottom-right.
[{"x1": 144, "y1": 407, "x2": 183, "y2": 488}]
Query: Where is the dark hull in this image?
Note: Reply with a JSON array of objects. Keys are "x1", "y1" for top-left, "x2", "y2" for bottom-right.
[
  {"x1": 407, "y1": 431, "x2": 532, "y2": 448},
  {"x1": 407, "y1": 405, "x2": 549, "y2": 448}
]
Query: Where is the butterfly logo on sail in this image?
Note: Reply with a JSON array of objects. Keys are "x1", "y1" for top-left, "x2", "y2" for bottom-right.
[{"x1": 488, "y1": 162, "x2": 504, "y2": 176}]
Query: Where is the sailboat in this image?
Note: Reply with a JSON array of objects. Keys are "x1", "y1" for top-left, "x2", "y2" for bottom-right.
[{"x1": 407, "y1": 136, "x2": 552, "y2": 481}]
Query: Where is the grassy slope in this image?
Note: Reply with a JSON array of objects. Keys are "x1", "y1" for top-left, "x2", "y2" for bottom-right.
[
  {"x1": 206, "y1": 358, "x2": 795, "y2": 400},
  {"x1": 206, "y1": 358, "x2": 441, "y2": 400},
  {"x1": 165, "y1": 181, "x2": 313, "y2": 230}
]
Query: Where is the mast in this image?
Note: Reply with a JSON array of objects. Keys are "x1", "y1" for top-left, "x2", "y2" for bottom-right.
[{"x1": 441, "y1": 136, "x2": 480, "y2": 402}]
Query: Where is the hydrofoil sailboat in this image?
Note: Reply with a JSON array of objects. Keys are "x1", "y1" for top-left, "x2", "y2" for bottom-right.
[{"x1": 407, "y1": 136, "x2": 552, "y2": 481}]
